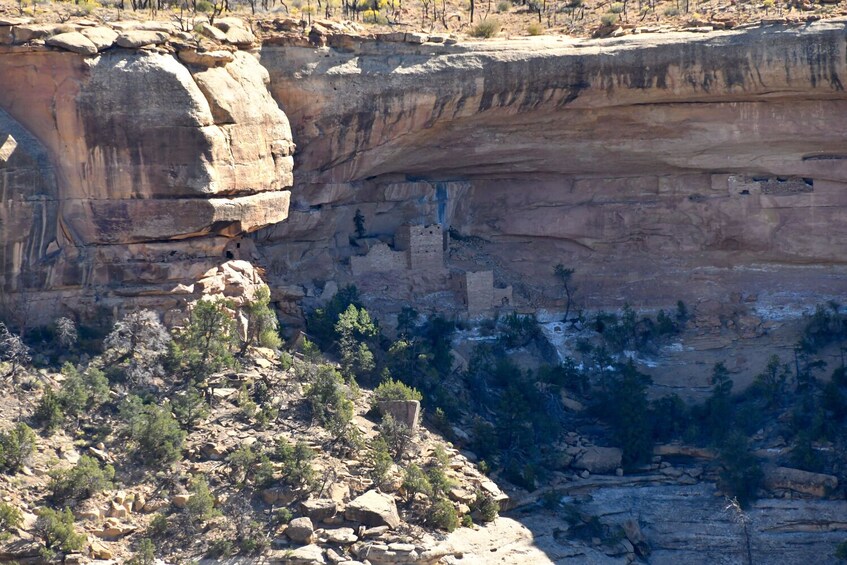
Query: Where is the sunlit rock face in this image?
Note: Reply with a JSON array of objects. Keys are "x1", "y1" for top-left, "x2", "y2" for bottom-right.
[
  {"x1": 0, "y1": 48, "x2": 293, "y2": 322},
  {"x1": 257, "y1": 22, "x2": 847, "y2": 318}
]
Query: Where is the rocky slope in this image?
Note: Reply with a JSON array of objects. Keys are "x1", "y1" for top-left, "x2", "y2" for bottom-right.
[{"x1": 257, "y1": 20, "x2": 847, "y2": 325}]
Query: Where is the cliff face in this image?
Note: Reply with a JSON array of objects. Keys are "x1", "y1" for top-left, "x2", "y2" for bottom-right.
[
  {"x1": 257, "y1": 21, "x2": 847, "y2": 318},
  {"x1": 0, "y1": 43, "x2": 293, "y2": 322}
]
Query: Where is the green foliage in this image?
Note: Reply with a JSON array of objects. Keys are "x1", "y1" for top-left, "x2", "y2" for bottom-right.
[
  {"x1": 0, "y1": 423, "x2": 36, "y2": 473},
  {"x1": 600, "y1": 12, "x2": 618, "y2": 25},
  {"x1": 401, "y1": 464, "x2": 432, "y2": 501},
  {"x1": 128, "y1": 538, "x2": 156, "y2": 565},
  {"x1": 34, "y1": 388, "x2": 64, "y2": 433},
  {"x1": 470, "y1": 490, "x2": 499, "y2": 523},
  {"x1": 650, "y1": 394, "x2": 690, "y2": 443},
  {"x1": 609, "y1": 1, "x2": 624, "y2": 12},
  {"x1": 717, "y1": 432, "x2": 763, "y2": 508},
  {"x1": 305, "y1": 366, "x2": 355, "y2": 442},
  {"x1": 469, "y1": 18, "x2": 499, "y2": 38},
  {"x1": 336, "y1": 304, "x2": 379, "y2": 382},
  {"x1": 185, "y1": 477, "x2": 217, "y2": 525},
  {"x1": 272, "y1": 439, "x2": 316, "y2": 489},
  {"x1": 594, "y1": 361, "x2": 654, "y2": 468},
  {"x1": 373, "y1": 378, "x2": 423, "y2": 405},
  {"x1": 306, "y1": 285, "x2": 362, "y2": 349},
  {"x1": 496, "y1": 0, "x2": 510, "y2": 11},
  {"x1": 240, "y1": 286, "x2": 282, "y2": 353},
  {"x1": 790, "y1": 431, "x2": 824, "y2": 473},
  {"x1": 527, "y1": 22, "x2": 542, "y2": 35},
  {"x1": 148, "y1": 513, "x2": 169, "y2": 537},
  {"x1": 33, "y1": 507, "x2": 85, "y2": 556},
  {"x1": 499, "y1": 313, "x2": 542, "y2": 349},
  {"x1": 837, "y1": 540, "x2": 847, "y2": 561},
  {"x1": 172, "y1": 386, "x2": 210, "y2": 430},
  {"x1": 120, "y1": 396, "x2": 186, "y2": 466},
  {"x1": 0, "y1": 502, "x2": 22, "y2": 539},
  {"x1": 171, "y1": 299, "x2": 237, "y2": 380},
  {"x1": 703, "y1": 362, "x2": 734, "y2": 445},
  {"x1": 49, "y1": 455, "x2": 115, "y2": 504},
  {"x1": 227, "y1": 443, "x2": 273, "y2": 487},
  {"x1": 427, "y1": 497, "x2": 459, "y2": 531},
  {"x1": 274, "y1": 507, "x2": 293, "y2": 525},
  {"x1": 801, "y1": 303, "x2": 846, "y2": 353},
  {"x1": 59, "y1": 363, "x2": 109, "y2": 419},
  {"x1": 753, "y1": 355, "x2": 790, "y2": 408},
  {"x1": 378, "y1": 413, "x2": 413, "y2": 460},
  {"x1": 368, "y1": 437, "x2": 393, "y2": 487}
]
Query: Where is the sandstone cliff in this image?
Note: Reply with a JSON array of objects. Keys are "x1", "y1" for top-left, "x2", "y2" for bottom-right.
[
  {"x1": 257, "y1": 20, "x2": 847, "y2": 322},
  {"x1": 0, "y1": 31, "x2": 293, "y2": 323}
]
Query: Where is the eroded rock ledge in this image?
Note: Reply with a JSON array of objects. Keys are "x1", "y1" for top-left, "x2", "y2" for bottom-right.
[
  {"x1": 0, "y1": 18, "x2": 293, "y2": 322},
  {"x1": 255, "y1": 19, "x2": 847, "y2": 325}
]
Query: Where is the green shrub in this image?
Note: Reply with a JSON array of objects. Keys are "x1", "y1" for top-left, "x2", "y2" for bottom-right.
[
  {"x1": 427, "y1": 497, "x2": 459, "y2": 531},
  {"x1": 33, "y1": 507, "x2": 85, "y2": 557},
  {"x1": 59, "y1": 364, "x2": 109, "y2": 419},
  {"x1": 378, "y1": 413, "x2": 413, "y2": 461},
  {"x1": 239, "y1": 286, "x2": 282, "y2": 354},
  {"x1": 471, "y1": 490, "x2": 499, "y2": 523},
  {"x1": 527, "y1": 22, "x2": 542, "y2": 36},
  {"x1": 170, "y1": 299, "x2": 237, "y2": 380},
  {"x1": 837, "y1": 540, "x2": 847, "y2": 561},
  {"x1": 49, "y1": 455, "x2": 115, "y2": 504},
  {"x1": 0, "y1": 423, "x2": 36, "y2": 474},
  {"x1": 34, "y1": 388, "x2": 64, "y2": 432},
  {"x1": 172, "y1": 386, "x2": 209, "y2": 430},
  {"x1": 185, "y1": 477, "x2": 217, "y2": 525},
  {"x1": 147, "y1": 513, "x2": 169, "y2": 537},
  {"x1": 369, "y1": 437, "x2": 393, "y2": 487},
  {"x1": 609, "y1": 2, "x2": 624, "y2": 12},
  {"x1": 0, "y1": 502, "x2": 22, "y2": 539},
  {"x1": 272, "y1": 439, "x2": 315, "y2": 489},
  {"x1": 373, "y1": 378, "x2": 423, "y2": 405},
  {"x1": 227, "y1": 444, "x2": 273, "y2": 487},
  {"x1": 306, "y1": 366, "x2": 355, "y2": 442},
  {"x1": 496, "y1": 0, "x2": 510, "y2": 11},
  {"x1": 401, "y1": 464, "x2": 432, "y2": 501},
  {"x1": 120, "y1": 396, "x2": 186, "y2": 466},
  {"x1": 663, "y1": 6, "x2": 679, "y2": 15},
  {"x1": 718, "y1": 433, "x2": 763, "y2": 508},
  {"x1": 128, "y1": 538, "x2": 156, "y2": 565},
  {"x1": 306, "y1": 285, "x2": 362, "y2": 349},
  {"x1": 470, "y1": 18, "x2": 499, "y2": 38},
  {"x1": 600, "y1": 12, "x2": 618, "y2": 25},
  {"x1": 274, "y1": 507, "x2": 293, "y2": 525}
]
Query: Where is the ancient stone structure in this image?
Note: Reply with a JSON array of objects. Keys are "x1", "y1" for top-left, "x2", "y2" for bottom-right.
[
  {"x1": 394, "y1": 224, "x2": 444, "y2": 271},
  {"x1": 457, "y1": 271, "x2": 513, "y2": 316},
  {"x1": 258, "y1": 21, "x2": 847, "y2": 323}
]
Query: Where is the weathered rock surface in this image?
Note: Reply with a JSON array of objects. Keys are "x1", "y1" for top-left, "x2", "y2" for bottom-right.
[
  {"x1": 763, "y1": 465, "x2": 839, "y2": 497},
  {"x1": 257, "y1": 21, "x2": 847, "y2": 334},
  {"x1": 0, "y1": 45, "x2": 293, "y2": 322},
  {"x1": 572, "y1": 447, "x2": 623, "y2": 475},
  {"x1": 344, "y1": 490, "x2": 401, "y2": 528}
]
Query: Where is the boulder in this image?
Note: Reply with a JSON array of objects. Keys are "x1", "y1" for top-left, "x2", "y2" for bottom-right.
[
  {"x1": 323, "y1": 527, "x2": 357, "y2": 544},
  {"x1": 282, "y1": 544, "x2": 325, "y2": 564},
  {"x1": 197, "y1": 22, "x2": 227, "y2": 42},
  {"x1": 344, "y1": 490, "x2": 401, "y2": 529},
  {"x1": 763, "y1": 466, "x2": 838, "y2": 497},
  {"x1": 178, "y1": 48, "x2": 234, "y2": 67},
  {"x1": 171, "y1": 493, "x2": 191, "y2": 508},
  {"x1": 45, "y1": 32, "x2": 98, "y2": 55},
  {"x1": 573, "y1": 447, "x2": 623, "y2": 474},
  {"x1": 301, "y1": 498, "x2": 337, "y2": 522},
  {"x1": 377, "y1": 400, "x2": 420, "y2": 431},
  {"x1": 224, "y1": 26, "x2": 256, "y2": 46},
  {"x1": 115, "y1": 30, "x2": 168, "y2": 48},
  {"x1": 286, "y1": 517, "x2": 315, "y2": 544},
  {"x1": 81, "y1": 27, "x2": 118, "y2": 51}
]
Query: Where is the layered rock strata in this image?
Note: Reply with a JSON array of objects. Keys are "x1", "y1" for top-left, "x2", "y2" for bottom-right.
[
  {"x1": 0, "y1": 19, "x2": 293, "y2": 323},
  {"x1": 257, "y1": 20, "x2": 847, "y2": 324}
]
